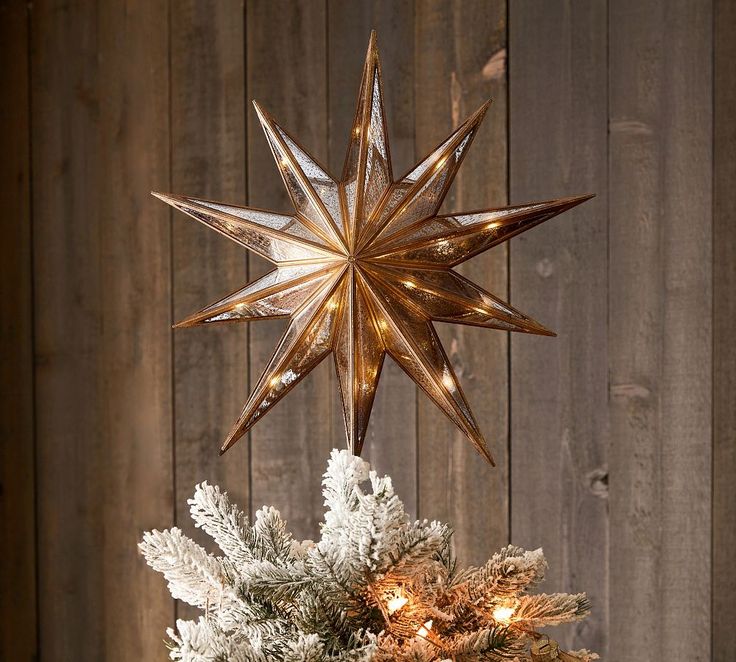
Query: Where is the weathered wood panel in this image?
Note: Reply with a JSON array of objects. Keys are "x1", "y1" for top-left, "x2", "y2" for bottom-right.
[
  {"x1": 31, "y1": 0, "x2": 174, "y2": 658},
  {"x1": 608, "y1": 0, "x2": 713, "y2": 659},
  {"x1": 509, "y1": 0, "x2": 609, "y2": 653},
  {"x1": 0, "y1": 2, "x2": 728, "y2": 658},
  {"x1": 246, "y1": 0, "x2": 333, "y2": 540},
  {"x1": 327, "y1": 0, "x2": 417, "y2": 515},
  {"x1": 0, "y1": 2, "x2": 36, "y2": 660},
  {"x1": 415, "y1": 0, "x2": 510, "y2": 565},
  {"x1": 170, "y1": 0, "x2": 249, "y2": 622},
  {"x1": 713, "y1": 0, "x2": 736, "y2": 659}
]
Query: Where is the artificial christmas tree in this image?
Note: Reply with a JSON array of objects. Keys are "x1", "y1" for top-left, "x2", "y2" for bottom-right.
[{"x1": 141, "y1": 451, "x2": 596, "y2": 661}]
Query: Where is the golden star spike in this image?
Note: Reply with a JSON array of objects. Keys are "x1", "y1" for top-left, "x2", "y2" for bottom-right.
[{"x1": 153, "y1": 32, "x2": 593, "y2": 465}]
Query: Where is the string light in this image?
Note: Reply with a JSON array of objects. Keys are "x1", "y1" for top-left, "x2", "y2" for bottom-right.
[
  {"x1": 492, "y1": 605, "x2": 515, "y2": 624},
  {"x1": 416, "y1": 620, "x2": 433, "y2": 638},
  {"x1": 386, "y1": 595, "x2": 408, "y2": 615}
]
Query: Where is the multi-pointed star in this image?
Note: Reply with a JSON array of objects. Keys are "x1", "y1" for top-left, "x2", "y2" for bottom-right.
[{"x1": 153, "y1": 32, "x2": 591, "y2": 465}]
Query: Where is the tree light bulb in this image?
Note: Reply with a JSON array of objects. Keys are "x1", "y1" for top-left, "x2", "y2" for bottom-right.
[
  {"x1": 492, "y1": 605, "x2": 515, "y2": 624},
  {"x1": 416, "y1": 620, "x2": 433, "y2": 637},
  {"x1": 386, "y1": 595, "x2": 408, "y2": 614}
]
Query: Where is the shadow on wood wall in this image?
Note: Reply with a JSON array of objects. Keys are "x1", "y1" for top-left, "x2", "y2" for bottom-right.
[{"x1": 1, "y1": 0, "x2": 733, "y2": 660}]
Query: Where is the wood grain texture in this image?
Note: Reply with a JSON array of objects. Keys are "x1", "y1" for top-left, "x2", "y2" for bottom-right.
[
  {"x1": 31, "y1": 0, "x2": 174, "y2": 659},
  {"x1": 415, "y1": 0, "x2": 510, "y2": 566},
  {"x1": 327, "y1": 0, "x2": 418, "y2": 516},
  {"x1": 170, "y1": 0, "x2": 249, "y2": 623},
  {"x1": 246, "y1": 0, "x2": 333, "y2": 541},
  {"x1": 1, "y1": 3, "x2": 728, "y2": 658},
  {"x1": 608, "y1": 0, "x2": 713, "y2": 659},
  {"x1": 713, "y1": 0, "x2": 735, "y2": 659},
  {"x1": 509, "y1": 0, "x2": 608, "y2": 653},
  {"x1": 0, "y1": 2, "x2": 36, "y2": 660}
]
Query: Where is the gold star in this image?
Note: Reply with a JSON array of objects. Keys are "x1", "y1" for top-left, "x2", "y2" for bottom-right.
[{"x1": 153, "y1": 32, "x2": 591, "y2": 464}]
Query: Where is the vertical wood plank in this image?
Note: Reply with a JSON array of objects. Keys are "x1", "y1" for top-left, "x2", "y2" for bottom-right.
[
  {"x1": 327, "y1": 0, "x2": 417, "y2": 515},
  {"x1": 0, "y1": 1, "x2": 36, "y2": 659},
  {"x1": 32, "y1": 0, "x2": 174, "y2": 658},
  {"x1": 608, "y1": 1, "x2": 712, "y2": 659},
  {"x1": 246, "y1": 0, "x2": 332, "y2": 540},
  {"x1": 713, "y1": 0, "x2": 735, "y2": 659},
  {"x1": 415, "y1": 0, "x2": 510, "y2": 565},
  {"x1": 170, "y1": 0, "x2": 248, "y2": 622},
  {"x1": 509, "y1": 0, "x2": 608, "y2": 653}
]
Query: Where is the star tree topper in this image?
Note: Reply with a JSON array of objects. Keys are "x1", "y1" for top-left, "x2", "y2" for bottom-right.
[{"x1": 154, "y1": 32, "x2": 591, "y2": 465}]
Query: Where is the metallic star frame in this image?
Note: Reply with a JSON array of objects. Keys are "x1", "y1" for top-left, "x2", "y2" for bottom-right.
[{"x1": 154, "y1": 32, "x2": 592, "y2": 465}]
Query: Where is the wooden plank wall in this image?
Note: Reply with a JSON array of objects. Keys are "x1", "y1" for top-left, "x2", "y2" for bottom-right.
[
  {"x1": 509, "y1": 2, "x2": 609, "y2": 652},
  {"x1": 0, "y1": 2, "x2": 35, "y2": 660},
  {"x1": 609, "y1": 2, "x2": 713, "y2": 660},
  {"x1": 1, "y1": 1, "x2": 733, "y2": 660}
]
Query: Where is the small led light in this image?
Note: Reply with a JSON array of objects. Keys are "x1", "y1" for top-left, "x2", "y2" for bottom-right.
[
  {"x1": 416, "y1": 620, "x2": 433, "y2": 638},
  {"x1": 386, "y1": 596, "x2": 408, "y2": 615},
  {"x1": 492, "y1": 605, "x2": 515, "y2": 624},
  {"x1": 441, "y1": 373, "x2": 455, "y2": 390}
]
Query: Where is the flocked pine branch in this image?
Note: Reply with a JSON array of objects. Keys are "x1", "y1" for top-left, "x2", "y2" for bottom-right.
[{"x1": 140, "y1": 450, "x2": 597, "y2": 661}]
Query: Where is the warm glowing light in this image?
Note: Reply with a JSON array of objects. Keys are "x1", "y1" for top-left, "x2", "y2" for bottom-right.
[
  {"x1": 485, "y1": 221, "x2": 499, "y2": 230},
  {"x1": 270, "y1": 375, "x2": 281, "y2": 387},
  {"x1": 492, "y1": 605, "x2": 515, "y2": 624},
  {"x1": 235, "y1": 303, "x2": 247, "y2": 312},
  {"x1": 403, "y1": 280, "x2": 416, "y2": 289},
  {"x1": 386, "y1": 595, "x2": 408, "y2": 614},
  {"x1": 416, "y1": 620, "x2": 433, "y2": 638},
  {"x1": 434, "y1": 156, "x2": 447, "y2": 171},
  {"x1": 327, "y1": 299, "x2": 339, "y2": 311},
  {"x1": 441, "y1": 373, "x2": 455, "y2": 390},
  {"x1": 279, "y1": 157, "x2": 289, "y2": 168}
]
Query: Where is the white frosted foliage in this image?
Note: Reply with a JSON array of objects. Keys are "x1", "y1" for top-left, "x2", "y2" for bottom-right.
[{"x1": 140, "y1": 450, "x2": 595, "y2": 661}]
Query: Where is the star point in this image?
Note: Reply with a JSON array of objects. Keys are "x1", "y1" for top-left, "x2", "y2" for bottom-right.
[{"x1": 155, "y1": 34, "x2": 592, "y2": 464}]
